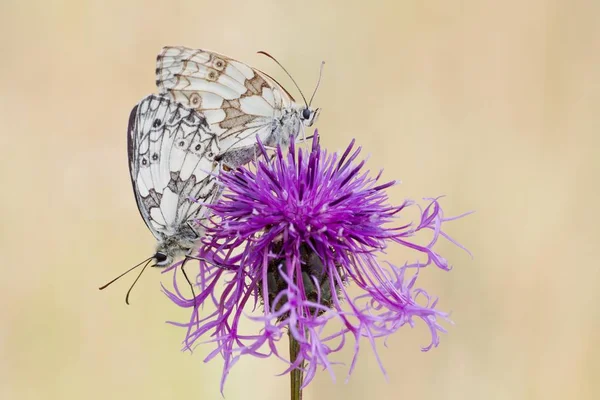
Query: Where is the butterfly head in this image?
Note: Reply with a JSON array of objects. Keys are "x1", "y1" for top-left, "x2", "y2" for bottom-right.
[
  {"x1": 154, "y1": 230, "x2": 199, "y2": 267},
  {"x1": 300, "y1": 107, "x2": 320, "y2": 127}
]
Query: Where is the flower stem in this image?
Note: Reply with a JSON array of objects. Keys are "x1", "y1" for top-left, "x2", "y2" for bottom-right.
[{"x1": 289, "y1": 330, "x2": 304, "y2": 400}]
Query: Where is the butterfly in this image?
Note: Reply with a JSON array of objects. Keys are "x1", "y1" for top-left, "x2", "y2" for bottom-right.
[
  {"x1": 100, "y1": 47, "x2": 323, "y2": 303},
  {"x1": 99, "y1": 94, "x2": 223, "y2": 302},
  {"x1": 155, "y1": 46, "x2": 322, "y2": 168}
]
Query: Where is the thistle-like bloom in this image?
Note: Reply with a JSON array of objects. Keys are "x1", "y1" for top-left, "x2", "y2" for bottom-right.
[{"x1": 163, "y1": 132, "x2": 470, "y2": 391}]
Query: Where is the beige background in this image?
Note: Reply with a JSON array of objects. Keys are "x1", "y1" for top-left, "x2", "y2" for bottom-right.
[{"x1": 1, "y1": 0, "x2": 598, "y2": 399}]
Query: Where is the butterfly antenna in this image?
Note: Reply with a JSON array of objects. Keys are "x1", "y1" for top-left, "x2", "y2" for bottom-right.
[
  {"x1": 257, "y1": 51, "x2": 308, "y2": 108},
  {"x1": 125, "y1": 259, "x2": 153, "y2": 305},
  {"x1": 308, "y1": 61, "x2": 325, "y2": 107},
  {"x1": 99, "y1": 256, "x2": 153, "y2": 291}
]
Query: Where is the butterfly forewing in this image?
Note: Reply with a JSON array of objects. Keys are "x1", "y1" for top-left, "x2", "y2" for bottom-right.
[{"x1": 128, "y1": 94, "x2": 222, "y2": 240}]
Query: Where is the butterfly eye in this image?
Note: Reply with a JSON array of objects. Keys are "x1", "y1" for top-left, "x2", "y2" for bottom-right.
[
  {"x1": 194, "y1": 144, "x2": 201, "y2": 151},
  {"x1": 208, "y1": 152, "x2": 214, "y2": 158},
  {"x1": 154, "y1": 252, "x2": 168, "y2": 263},
  {"x1": 151, "y1": 153, "x2": 159, "y2": 161},
  {"x1": 152, "y1": 118, "x2": 162, "y2": 128},
  {"x1": 302, "y1": 108, "x2": 311, "y2": 120},
  {"x1": 178, "y1": 140, "x2": 186, "y2": 148},
  {"x1": 141, "y1": 158, "x2": 148, "y2": 166},
  {"x1": 208, "y1": 71, "x2": 217, "y2": 80}
]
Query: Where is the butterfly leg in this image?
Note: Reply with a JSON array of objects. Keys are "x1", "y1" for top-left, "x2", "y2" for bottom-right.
[
  {"x1": 180, "y1": 256, "x2": 197, "y2": 307},
  {"x1": 294, "y1": 128, "x2": 316, "y2": 146}
]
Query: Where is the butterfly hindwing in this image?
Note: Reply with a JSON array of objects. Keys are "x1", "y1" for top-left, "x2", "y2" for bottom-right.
[{"x1": 128, "y1": 94, "x2": 222, "y2": 240}]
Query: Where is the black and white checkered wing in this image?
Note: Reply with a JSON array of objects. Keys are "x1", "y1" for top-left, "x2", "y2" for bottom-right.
[{"x1": 127, "y1": 94, "x2": 222, "y2": 240}]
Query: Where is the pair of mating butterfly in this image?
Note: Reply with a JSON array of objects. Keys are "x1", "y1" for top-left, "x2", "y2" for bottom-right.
[{"x1": 100, "y1": 47, "x2": 323, "y2": 302}]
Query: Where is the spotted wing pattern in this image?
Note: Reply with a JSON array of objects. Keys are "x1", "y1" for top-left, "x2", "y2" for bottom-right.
[
  {"x1": 155, "y1": 46, "x2": 296, "y2": 155},
  {"x1": 127, "y1": 94, "x2": 222, "y2": 240}
]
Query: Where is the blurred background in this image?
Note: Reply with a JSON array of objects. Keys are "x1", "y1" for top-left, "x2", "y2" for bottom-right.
[{"x1": 1, "y1": 0, "x2": 598, "y2": 399}]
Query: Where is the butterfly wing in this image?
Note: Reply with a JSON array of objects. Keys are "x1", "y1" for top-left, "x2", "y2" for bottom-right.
[
  {"x1": 128, "y1": 94, "x2": 222, "y2": 240},
  {"x1": 155, "y1": 46, "x2": 296, "y2": 157}
]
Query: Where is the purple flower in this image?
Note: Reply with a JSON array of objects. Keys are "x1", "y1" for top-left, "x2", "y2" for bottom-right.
[{"x1": 162, "y1": 132, "x2": 470, "y2": 391}]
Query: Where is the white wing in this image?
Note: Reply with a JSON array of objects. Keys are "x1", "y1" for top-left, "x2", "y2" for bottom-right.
[
  {"x1": 128, "y1": 94, "x2": 222, "y2": 240},
  {"x1": 155, "y1": 46, "x2": 298, "y2": 158}
]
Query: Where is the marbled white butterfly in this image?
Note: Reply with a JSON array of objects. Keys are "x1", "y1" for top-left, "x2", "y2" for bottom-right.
[
  {"x1": 156, "y1": 46, "x2": 322, "y2": 168},
  {"x1": 99, "y1": 95, "x2": 223, "y2": 302}
]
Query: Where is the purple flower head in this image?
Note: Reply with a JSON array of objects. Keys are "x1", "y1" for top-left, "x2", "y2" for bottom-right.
[{"x1": 163, "y1": 132, "x2": 470, "y2": 391}]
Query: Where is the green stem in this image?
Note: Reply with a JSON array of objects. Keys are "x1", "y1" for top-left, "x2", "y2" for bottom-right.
[{"x1": 289, "y1": 330, "x2": 304, "y2": 400}]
